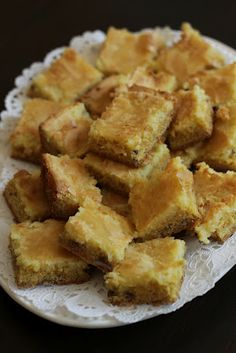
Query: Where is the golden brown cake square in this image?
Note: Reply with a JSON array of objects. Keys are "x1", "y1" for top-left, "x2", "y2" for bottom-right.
[
  {"x1": 105, "y1": 237, "x2": 186, "y2": 305},
  {"x1": 10, "y1": 219, "x2": 90, "y2": 288},
  {"x1": 60, "y1": 199, "x2": 134, "y2": 272},
  {"x1": 31, "y1": 48, "x2": 103, "y2": 103},
  {"x1": 129, "y1": 157, "x2": 199, "y2": 240},
  {"x1": 187, "y1": 63, "x2": 236, "y2": 105},
  {"x1": 124, "y1": 66, "x2": 178, "y2": 93},
  {"x1": 4, "y1": 170, "x2": 50, "y2": 222},
  {"x1": 39, "y1": 102, "x2": 93, "y2": 158},
  {"x1": 80, "y1": 74, "x2": 126, "y2": 117},
  {"x1": 89, "y1": 86, "x2": 174, "y2": 167},
  {"x1": 101, "y1": 187, "x2": 129, "y2": 217},
  {"x1": 97, "y1": 27, "x2": 164, "y2": 74},
  {"x1": 193, "y1": 162, "x2": 236, "y2": 243},
  {"x1": 10, "y1": 98, "x2": 63, "y2": 163},
  {"x1": 168, "y1": 85, "x2": 213, "y2": 150},
  {"x1": 199, "y1": 103, "x2": 236, "y2": 171},
  {"x1": 84, "y1": 143, "x2": 170, "y2": 194},
  {"x1": 156, "y1": 23, "x2": 225, "y2": 83},
  {"x1": 41, "y1": 154, "x2": 102, "y2": 218}
]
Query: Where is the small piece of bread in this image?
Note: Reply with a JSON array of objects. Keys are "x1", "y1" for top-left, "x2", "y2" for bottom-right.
[
  {"x1": 84, "y1": 143, "x2": 170, "y2": 194},
  {"x1": 60, "y1": 199, "x2": 134, "y2": 272},
  {"x1": 199, "y1": 102, "x2": 236, "y2": 171},
  {"x1": 168, "y1": 85, "x2": 213, "y2": 150},
  {"x1": 10, "y1": 98, "x2": 63, "y2": 163},
  {"x1": 89, "y1": 86, "x2": 174, "y2": 167},
  {"x1": 187, "y1": 62, "x2": 236, "y2": 105},
  {"x1": 97, "y1": 27, "x2": 164, "y2": 74},
  {"x1": 31, "y1": 48, "x2": 103, "y2": 103},
  {"x1": 105, "y1": 237, "x2": 186, "y2": 305},
  {"x1": 10, "y1": 220, "x2": 90, "y2": 288},
  {"x1": 129, "y1": 157, "x2": 199, "y2": 240},
  {"x1": 193, "y1": 162, "x2": 236, "y2": 243},
  {"x1": 101, "y1": 187, "x2": 129, "y2": 217},
  {"x1": 40, "y1": 102, "x2": 92, "y2": 158},
  {"x1": 156, "y1": 23, "x2": 225, "y2": 83},
  {"x1": 41, "y1": 154, "x2": 102, "y2": 218},
  {"x1": 4, "y1": 170, "x2": 50, "y2": 222}
]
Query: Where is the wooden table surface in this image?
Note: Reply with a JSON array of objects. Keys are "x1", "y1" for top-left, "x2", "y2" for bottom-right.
[{"x1": 0, "y1": 1, "x2": 236, "y2": 352}]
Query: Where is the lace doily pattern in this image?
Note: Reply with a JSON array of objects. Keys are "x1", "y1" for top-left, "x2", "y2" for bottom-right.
[{"x1": 0, "y1": 29, "x2": 236, "y2": 328}]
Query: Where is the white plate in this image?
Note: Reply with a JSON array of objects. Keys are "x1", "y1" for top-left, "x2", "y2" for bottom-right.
[{"x1": 0, "y1": 28, "x2": 236, "y2": 329}]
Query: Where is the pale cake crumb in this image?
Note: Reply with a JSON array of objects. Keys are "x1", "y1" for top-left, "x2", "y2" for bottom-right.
[
  {"x1": 10, "y1": 220, "x2": 90, "y2": 288},
  {"x1": 105, "y1": 237, "x2": 186, "y2": 305}
]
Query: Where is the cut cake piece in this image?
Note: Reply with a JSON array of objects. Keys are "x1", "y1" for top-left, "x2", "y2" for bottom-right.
[
  {"x1": 168, "y1": 85, "x2": 213, "y2": 150},
  {"x1": 40, "y1": 102, "x2": 92, "y2": 158},
  {"x1": 129, "y1": 157, "x2": 199, "y2": 240},
  {"x1": 105, "y1": 237, "x2": 186, "y2": 305},
  {"x1": 60, "y1": 199, "x2": 134, "y2": 272},
  {"x1": 97, "y1": 27, "x2": 164, "y2": 74},
  {"x1": 10, "y1": 219, "x2": 90, "y2": 288},
  {"x1": 4, "y1": 170, "x2": 50, "y2": 222},
  {"x1": 10, "y1": 98, "x2": 63, "y2": 163},
  {"x1": 31, "y1": 48, "x2": 103, "y2": 103},
  {"x1": 193, "y1": 162, "x2": 236, "y2": 243},
  {"x1": 41, "y1": 154, "x2": 102, "y2": 218},
  {"x1": 89, "y1": 85, "x2": 174, "y2": 167}
]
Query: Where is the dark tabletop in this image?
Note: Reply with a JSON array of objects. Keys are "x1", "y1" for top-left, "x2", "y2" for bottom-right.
[{"x1": 1, "y1": 1, "x2": 236, "y2": 352}]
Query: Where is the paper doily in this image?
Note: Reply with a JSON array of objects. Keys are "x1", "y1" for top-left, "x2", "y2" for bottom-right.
[{"x1": 0, "y1": 28, "x2": 236, "y2": 328}]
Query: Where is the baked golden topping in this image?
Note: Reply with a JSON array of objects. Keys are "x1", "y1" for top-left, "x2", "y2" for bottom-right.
[
  {"x1": 156, "y1": 23, "x2": 225, "y2": 83},
  {"x1": 60, "y1": 199, "x2": 134, "y2": 272},
  {"x1": 31, "y1": 48, "x2": 103, "y2": 103},
  {"x1": 187, "y1": 63, "x2": 236, "y2": 105},
  {"x1": 97, "y1": 27, "x2": 164, "y2": 74},
  {"x1": 129, "y1": 157, "x2": 199, "y2": 240},
  {"x1": 40, "y1": 102, "x2": 92, "y2": 158},
  {"x1": 10, "y1": 219, "x2": 90, "y2": 287},
  {"x1": 41, "y1": 154, "x2": 102, "y2": 218},
  {"x1": 10, "y1": 98, "x2": 63, "y2": 163},
  {"x1": 80, "y1": 74, "x2": 126, "y2": 117},
  {"x1": 193, "y1": 163, "x2": 236, "y2": 243},
  {"x1": 89, "y1": 86, "x2": 174, "y2": 166},
  {"x1": 199, "y1": 102, "x2": 236, "y2": 171},
  {"x1": 168, "y1": 85, "x2": 213, "y2": 150},
  {"x1": 105, "y1": 237, "x2": 186, "y2": 305},
  {"x1": 4, "y1": 170, "x2": 50, "y2": 222}
]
